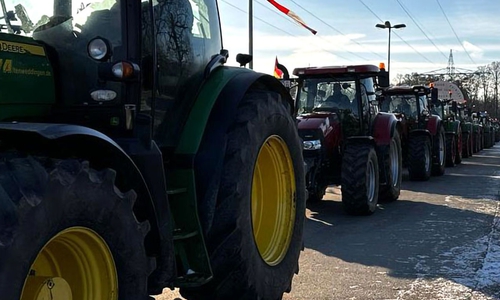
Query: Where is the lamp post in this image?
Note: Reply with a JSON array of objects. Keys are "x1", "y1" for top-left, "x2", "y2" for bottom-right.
[{"x1": 375, "y1": 21, "x2": 406, "y2": 75}]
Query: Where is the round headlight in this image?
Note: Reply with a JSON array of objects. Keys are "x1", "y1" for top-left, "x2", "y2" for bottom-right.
[{"x1": 88, "y1": 38, "x2": 109, "y2": 61}]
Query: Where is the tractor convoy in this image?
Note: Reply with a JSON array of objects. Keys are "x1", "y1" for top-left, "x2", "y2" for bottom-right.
[{"x1": 0, "y1": 1, "x2": 497, "y2": 299}]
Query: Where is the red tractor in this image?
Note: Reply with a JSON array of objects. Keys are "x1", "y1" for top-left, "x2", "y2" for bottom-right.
[
  {"x1": 292, "y1": 64, "x2": 402, "y2": 215},
  {"x1": 379, "y1": 85, "x2": 446, "y2": 181}
]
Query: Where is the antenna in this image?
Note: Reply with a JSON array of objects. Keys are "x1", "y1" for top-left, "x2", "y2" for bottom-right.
[{"x1": 447, "y1": 49, "x2": 455, "y2": 78}]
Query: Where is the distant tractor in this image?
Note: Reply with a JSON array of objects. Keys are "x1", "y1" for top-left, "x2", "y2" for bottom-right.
[
  {"x1": 454, "y1": 101, "x2": 474, "y2": 158},
  {"x1": 0, "y1": 1, "x2": 306, "y2": 299},
  {"x1": 379, "y1": 85, "x2": 446, "y2": 181},
  {"x1": 480, "y1": 112, "x2": 495, "y2": 148},
  {"x1": 471, "y1": 112, "x2": 484, "y2": 152},
  {"x1": 290, "y1": 63, "x2": 402, "y2": 215},
  {"x1": 430, "y1": 97, "x2": 463, "y2": 167}
]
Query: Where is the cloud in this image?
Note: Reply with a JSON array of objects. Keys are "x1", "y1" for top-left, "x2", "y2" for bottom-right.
[{"x1": 462, "y1": 41, "x2": 484, "y2": 59}]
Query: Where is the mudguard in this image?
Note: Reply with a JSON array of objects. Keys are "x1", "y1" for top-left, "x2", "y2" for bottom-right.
[
  {"x1": 426, "y1": 116, "x2": 441, "y2": 136},
  {"x1": 192, "y1": 68, "x2": 295, "y2": 232},
  {"x1": 0, "y1": 123, "x2": 166, "y2": 256},
  {"x1": 372, "y1": 112, "x2": 399, "y2": 146},
  {"x1": 444, "y1": 120, "x2": 461, "y2": 135},
  {"x1": 409, "y1": 128, "x2": 432, "y2": 139}
]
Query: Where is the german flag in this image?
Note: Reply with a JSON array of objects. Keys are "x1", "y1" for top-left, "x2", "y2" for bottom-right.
[{"x1": 274, "y1": 57, "x2": 284, "y2": 79}]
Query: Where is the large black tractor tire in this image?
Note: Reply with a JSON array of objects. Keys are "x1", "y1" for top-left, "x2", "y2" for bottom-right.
[
  {"x1": 0, "y1": 157, "x2": 153, "y2": 300},
  {"x1": 445, "y1": 134, "x2": 456, "y2": 167},
  {"x1": 473, "y1": 132, "x2": 479, "y2": 153},
  {"x1": 378, "y1": 130, "x2": 402, "y2": 202},
  {"x1": 180, "y1": 91, "x2": 306, "y2": 300},
  {"x1": 341, "y1": 143, "x2": 379, "y2": 215},
  {"x1": 432, "y1": 127, "x2": 446, "y2": 176},
  {"x1": 485, "y1": 132, "x2": 492, "y2": 148},
  {"x1": 462, "y1": 132, "x2": 470, "y2": 158},
  {"x1": 455, "y1": 131, "x2": 463, "y2": 164},
  {"x1": 408, "y1": 135, "x2": 432, "y2": 181}
]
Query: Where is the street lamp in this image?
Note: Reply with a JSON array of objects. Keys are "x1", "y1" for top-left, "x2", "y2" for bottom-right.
[{"x1": 375, "y1": 21, "x2": 406, "y2": 75}]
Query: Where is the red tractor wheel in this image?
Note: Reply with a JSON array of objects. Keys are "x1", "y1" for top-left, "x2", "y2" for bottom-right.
[
  {"x1": 432, "y1": 126, "x2": 446, "y2": 176},
  {"x1": 445, "y1": 134, "x2": 456, "y2": 167},
  {"x1": 408, "y1": 135, "x2": 432, "y2": 181}
]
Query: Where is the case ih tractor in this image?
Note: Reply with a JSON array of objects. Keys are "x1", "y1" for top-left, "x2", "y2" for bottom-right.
[
  {"x1": 379, "y1": 85, "x2": 446, "y2": 181},
  {"x1": 292, "y1": 63, "x2": 402, "y2": 215},
  {"x1": 430, "y1": 97, "x2": 463, "y2": 167},
  {"x1": 0, "y1": 1, "x2": 306, "y2": 300}
]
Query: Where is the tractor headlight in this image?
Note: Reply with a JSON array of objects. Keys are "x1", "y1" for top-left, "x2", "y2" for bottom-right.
[
  {"x1": 88, "y1": 37, "x2": 111, "y2": 61},
  {"x1": 303, "y1": 140, "x2": 321, "y2": 150}
]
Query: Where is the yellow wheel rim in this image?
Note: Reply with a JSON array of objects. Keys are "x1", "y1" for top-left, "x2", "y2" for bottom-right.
[
  {"x1": 21, "y1": 227, "x2": 118, "y2": 300},
  {"x1": 252, "y1": 135, "x2": 296, "y2": 266}
]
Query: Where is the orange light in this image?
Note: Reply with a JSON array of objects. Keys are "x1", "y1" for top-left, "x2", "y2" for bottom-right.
[
  {"x1": 379, "y1": 62, "x2": 386, "y2": 70},
  {"x1": 112, "y1": 61, "x2": 135, "y2": 79}
]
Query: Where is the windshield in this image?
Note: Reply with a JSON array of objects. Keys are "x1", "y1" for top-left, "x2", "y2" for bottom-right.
[
  {"x1": 381, "y1": 94, "x2": 427, "y2": 118},
  {"x1": 431, "y1": 100, "x2": 449, "y2": 118},
  {"x1": 297, "y1": 79, "x2": 358, "y2": 115},
  {"x1": 1, "y1": 0, "x2": 124, "y2": 106}
]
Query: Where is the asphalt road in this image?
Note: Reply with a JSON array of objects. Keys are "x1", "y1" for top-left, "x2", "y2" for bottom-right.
[{"x1": 157, "y1": 144, "x2": 500, "y2": 300}]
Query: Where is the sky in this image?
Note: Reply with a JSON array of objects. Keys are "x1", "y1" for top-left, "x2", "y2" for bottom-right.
[{"x1": 217, "y1": 0, "x2": 500, "y2": 81}]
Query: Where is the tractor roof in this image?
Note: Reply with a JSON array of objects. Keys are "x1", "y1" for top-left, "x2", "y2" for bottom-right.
[
  {"x1": 383, "y1": 85, "x2": 430, "y2": 95},
  {"x1": 293, "y1": 64, "x2": 380, "y2": 77}
]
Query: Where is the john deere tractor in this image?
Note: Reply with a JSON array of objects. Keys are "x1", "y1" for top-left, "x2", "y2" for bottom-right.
[
  {"x1": 431, "y1": 98, "x2": 463, "y2": 167},
  {"x1": 379, "y1": 85, "x2": 446, "y2": 181},
  {"x1": 0, "y1": 1, "x2": 306, "y2": 300},
  {"x1": 292, "y1": 63, "x2": 402, "y2": 215}
]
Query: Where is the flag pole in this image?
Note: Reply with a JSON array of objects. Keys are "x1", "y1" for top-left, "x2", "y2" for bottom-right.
[{"x1": 249, "y1": 0, "x2": 253, "y2": 69}]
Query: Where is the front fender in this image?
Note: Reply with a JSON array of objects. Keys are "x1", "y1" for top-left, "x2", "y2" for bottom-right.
[
  {"x1": 372, "y1": 112, "x2": 399, "y2": 146},
  {"x1": 444, "y1": 120, "x2": 461, "y2": 134},
  {"x1": 409, "y1": 128, "x2": 432, "y2": 139},
  {"x1": 179, "y1": 67, "x2": 296, "y2": 233},
  {"x1": 426, "y1": 116, "x2": 441, "y2": 136}
]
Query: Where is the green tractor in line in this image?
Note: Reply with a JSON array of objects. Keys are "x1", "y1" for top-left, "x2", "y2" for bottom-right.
[
  {"x1": 479, "y1": 112, "x2": 495, "y2": 148},
  {"x1": 430, "y1": 96, "x2": 463, "y2": 167},
  {"x1": 493, "y1": 118, "x2": 500, "y2": 143},
  {"x1": 454, "y1": 101, "x2": 474, "y2": 158},
  {"x1": 0, "y1": 1, "x2": 306, "y2": 299},
  {"x1": 470, "y1": 112, "x2": 484, "y2": 152},
  {"x1": 379, "y1": 85, "x2": 446, "y2": 181}
]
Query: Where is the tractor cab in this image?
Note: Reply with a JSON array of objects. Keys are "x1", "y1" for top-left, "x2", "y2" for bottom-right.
[
  {"x1": 293, "y1": 64, "x2": 386, "y2": 137},
  {"x1": 380, "y1": 85, "x2": 433, "y2": 127}
]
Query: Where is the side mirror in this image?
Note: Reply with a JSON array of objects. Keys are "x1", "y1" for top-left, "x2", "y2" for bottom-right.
[
  {"x1": 431, "y1": 87, "x2": 439, "y2": 103},
  {"x1": 377, "y1": 69, "x2": 390, "y2": 87},
  {"x1": 236, "y1": 53, "x2": 252, "y2": 68},
  {"x1": 451, "y1": 101, "x2": 458, "y2": 113}
]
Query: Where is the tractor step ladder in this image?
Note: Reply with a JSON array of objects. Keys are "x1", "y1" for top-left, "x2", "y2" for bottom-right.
[{"x1": 166, "y1": 164, "x2": 213, "y2": 287}]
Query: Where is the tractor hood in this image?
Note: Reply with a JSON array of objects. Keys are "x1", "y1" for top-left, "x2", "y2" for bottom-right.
[{"x1": 297, "y1": 112, "x2": 338, "y2": 134}]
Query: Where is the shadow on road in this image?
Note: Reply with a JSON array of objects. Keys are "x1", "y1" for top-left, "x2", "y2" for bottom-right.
[{"x1": 303, "y1": 145, "x2": 500, "y2": 298}]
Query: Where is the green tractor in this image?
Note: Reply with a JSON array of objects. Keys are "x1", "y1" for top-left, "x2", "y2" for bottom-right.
[
  {"x1": 454, "y1": 101, "x2": 474, "y2": 158},
  {"x1": 468, "y1": 110, "x2": 484, "y2": 153},
  {"x1": 430, "y1": 98, "x2": 463, "y2": 167},
  {"x1": 479, "y1": 112, "x2": 495, "y2": 148},
  {"x1": 493, "y1": 118, "x2": 500, "y2": 143},
  {"x1": 0, "y1": 1, "x2": 306, "y2": 300}
]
